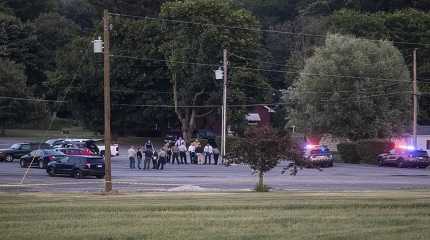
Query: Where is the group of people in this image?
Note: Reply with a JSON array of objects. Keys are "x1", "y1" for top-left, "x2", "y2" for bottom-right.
[{"x1": 127, "y1": 137, "x2": 221, "y2": 170}]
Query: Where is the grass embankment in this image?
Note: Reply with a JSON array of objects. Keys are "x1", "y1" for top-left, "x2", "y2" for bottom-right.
[{"x1": 1, "y1": 191, "x2": 429, "y2": 240}]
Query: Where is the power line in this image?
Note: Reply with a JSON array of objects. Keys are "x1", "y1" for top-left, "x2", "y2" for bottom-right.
[
  {"x1": 110, "y1": 53, "x2": 414, "y2": 84},
  {"x1": 0, "y1": 96, "x2": 67, "y2": 103},
  {"x1": 109, "y1": 12, "x2": 430, "y2": 47},
  {"x1": 111, "y1": 54, "x2": 219, "y2": 67},
  {"x1": 231, "y1": 65, "x2": 412, "y2": 83}
]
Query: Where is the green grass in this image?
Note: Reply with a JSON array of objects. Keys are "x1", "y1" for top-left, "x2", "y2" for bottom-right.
[{"x1": 1, "y1": 191, "x2": 429, "y2": 240}]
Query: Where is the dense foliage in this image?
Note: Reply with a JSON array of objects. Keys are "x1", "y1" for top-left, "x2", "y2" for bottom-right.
[{"x1": 1, "y1": 0, "x2": 429, "y2": 138}]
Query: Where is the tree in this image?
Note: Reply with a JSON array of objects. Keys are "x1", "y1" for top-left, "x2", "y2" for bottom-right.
[
  {"x1": 288, "y1": 34, "x2": 411, "y2": 140},
  {"x1": 2, "y1": 0, "x2": 57, "y2": 21},
  {"x1": 0, "y1": 58, "x2": 30, "y2": 134},
  {"x1": 88, "y1": 0, "x2": 167, "y2": 17},
  {"x1": 159, "y1": 0, "x2": 267, "y2": 143},
  {"x1": 58, "y1": 0, "x2": 97, "y2": 32},
  {"x1": 226, "y1": 127, "x2": 301, "y2": 191}
]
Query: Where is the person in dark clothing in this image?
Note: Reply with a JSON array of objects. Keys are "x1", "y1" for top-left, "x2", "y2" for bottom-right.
[
  {"x1": 152, "y1": 150, "x2": 158, "y2": 169},
  {"x1": 166, "y1": 144, "x2": 172, "y2": 164},
  {"x1": 144, "y1": 148, "x2": 152, "y2": 170},
  {"x1": 179, "y1": 144, "x2": 187, "y2": 164},
  {"x1": 213, "y1": 147, "x2": 220, "y2": 165},
  {"x1": 136, "y1": 147, "x2": 143, "y2": 169}
]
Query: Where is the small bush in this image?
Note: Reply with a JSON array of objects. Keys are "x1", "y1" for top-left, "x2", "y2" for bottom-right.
[
  {"x1": 356, "y1": 139, "x2": 394, "y2": 164},
  {"x1": 337, "y1": 142, "x2": 360, "y2": 164}
]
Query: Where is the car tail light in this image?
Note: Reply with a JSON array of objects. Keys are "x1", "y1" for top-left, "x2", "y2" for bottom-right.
[{"x1": 48, "y1": 156, "x2": 55, "y2": 161}]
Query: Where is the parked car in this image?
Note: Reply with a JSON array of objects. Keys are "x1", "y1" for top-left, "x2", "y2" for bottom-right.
[
  {"x1": 20, "y1": 150, "x2": 66, "y2": 169},
  {"x1": 0, "y1": 143, "x2": 52, "y2": 162},
  {"x1": 378, "y1": 148, "x2": 430, "y2": 168},
  {"x1": 303, "y1": 145, "x2": 334, "y2": 168},
  {"x1": 55, "y1": 148, "x2": 95, "y2": 156},
  {"x1": 46, "y1": 156, "x2": 105, "y2": 179}
]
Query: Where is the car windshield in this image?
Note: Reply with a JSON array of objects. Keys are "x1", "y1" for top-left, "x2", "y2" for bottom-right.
[
  {"x1": 10, "y1": 144, "x2": 20, "y2": 149},
  {"x1": 310, "y1": 149, "x2": 331, "y2": 156},
  {"x1": 411, "y1": 151, "x2": 428, "y2": 157}
]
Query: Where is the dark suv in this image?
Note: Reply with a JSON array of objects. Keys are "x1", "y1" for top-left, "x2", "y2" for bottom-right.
[
  {"x1": 20, "y1": 149, "x2": 66, "y2": 169},
  {"x1": 46, "y1": 156, "x2": 105, "y2": 179},
  {"x1": 0, "y1": 143, "x2": 51, "y2": 162}
]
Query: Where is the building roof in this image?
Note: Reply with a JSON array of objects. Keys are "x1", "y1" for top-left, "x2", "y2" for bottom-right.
[
  {"x1": 246, "y1": 113, "x2": 261, "y2": 122},
  {"x1": 417, "y1": 125, "x2": 430, "y2": 135}
]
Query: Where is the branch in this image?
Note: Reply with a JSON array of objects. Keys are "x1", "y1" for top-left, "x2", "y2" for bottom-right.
[
  {"x1": 192, "y1": 88, "x2": 205, "y2": 106},
  {"x1": 195, "y1": 109, "x2": 214, "y2": 118}
]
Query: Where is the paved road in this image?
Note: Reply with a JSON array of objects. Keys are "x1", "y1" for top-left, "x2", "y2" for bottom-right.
[{"x1": 1, "y1": 137, "x2": 430, "y2": 192}]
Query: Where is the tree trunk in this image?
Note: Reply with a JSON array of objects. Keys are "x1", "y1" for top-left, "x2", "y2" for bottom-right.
[
  {"x1": 258, "y1": 170, "x2": 264, "y2": 190},
  {"x1": 0, "y1": 128, "x2": 5, "y2": 136}
]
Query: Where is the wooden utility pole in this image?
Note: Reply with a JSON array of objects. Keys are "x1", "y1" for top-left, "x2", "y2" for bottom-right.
[
  {"x1": 221, "y1": 49, "x2": 228, "y2": 160},
  {"x1": 103, "y1": 9, "x2": 112, "y2": 192},
  {"x1": 413, "y1": 48, "x2": 418, "y2": 148}
]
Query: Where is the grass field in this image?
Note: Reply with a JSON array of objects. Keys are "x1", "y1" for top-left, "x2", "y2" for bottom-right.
[{"x1": 0, "y1": 191, "x2": 429, "y2": 240}]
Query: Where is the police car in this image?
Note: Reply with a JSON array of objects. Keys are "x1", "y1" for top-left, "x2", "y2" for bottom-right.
[
  {"x1": 377, "y1": 145, "x2": 429, "y2": 168},
  {"x1": 304, "y1": 144, "x2": 334, "y2": 168}
]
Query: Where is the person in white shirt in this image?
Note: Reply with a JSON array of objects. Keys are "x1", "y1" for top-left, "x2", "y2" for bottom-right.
[
  {"x1": 128, "y1": 146, "x2": 137, "y2": 169},
  {"x1": 204, "y1": 144, "x2": 213, "y2": 165},
  {"x1": 188, "y1": 144, "x2": 196, "y2": 164}
]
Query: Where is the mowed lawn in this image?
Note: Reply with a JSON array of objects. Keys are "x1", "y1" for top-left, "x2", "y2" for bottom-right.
[{"x1": 0, "y1": 191, "x2": 429, "y2": 240}]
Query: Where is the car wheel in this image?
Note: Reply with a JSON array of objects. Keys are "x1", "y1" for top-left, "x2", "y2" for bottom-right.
[
  {"x1": 397, "y1": 158, "x2": 405, "y2": 168},
  {"x1": 20, "y1": 159, "x2": 26, "y2": 168},
  {"x1": 96, "y1": 175, "x2": 104, "y2": 179},
  {"x1": 5, "y1": 155, "x2": 13, "y2": 162},
  {"x1": 47, "y1": 167, "x2": 56, "y2": 177},
  {"x1": 39, "y1": 160, "x2": 45, "y2": 169},
  {"x1": 73, "y1": 170, "x2": 83, "y2": 179}
]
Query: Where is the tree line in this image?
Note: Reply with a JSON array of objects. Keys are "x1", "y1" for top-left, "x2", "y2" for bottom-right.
[{"x1": 1, "y1": 0, "x2": 429, "y2": 141}]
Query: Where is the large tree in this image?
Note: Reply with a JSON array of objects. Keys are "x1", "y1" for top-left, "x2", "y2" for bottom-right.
[
  {"x1": 288, "y1": 34, "x2": 411, "y2": 140},
  {"x1": 2, "y1": 0, "x2": 57, "y2": 21},
  {"x1": 0, "y1": 58, "x2": 30, "y2": 134},
  {"x1": 159, "y1": 0, "x2": 267, "y2": 143}
]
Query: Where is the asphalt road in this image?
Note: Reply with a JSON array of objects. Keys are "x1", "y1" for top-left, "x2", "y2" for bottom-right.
[{"x1": 1, "y1": 138, "x2": 430, "y2": 192}]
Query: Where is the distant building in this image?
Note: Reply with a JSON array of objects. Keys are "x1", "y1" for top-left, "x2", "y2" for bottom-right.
[{"x1": 245, "y1": 105, "x2": 275, "y2": 127}]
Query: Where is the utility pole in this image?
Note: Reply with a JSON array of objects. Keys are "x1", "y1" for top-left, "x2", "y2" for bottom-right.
[
  {"x1": 103, "y1": 10, "x2": 112, "y2": 192},
  {"x1": 413, "y1": 48, "x2": 418, "y2": 148},
  {"x1": 221, "y1": 49, "x2": 228, "y2": 161}
]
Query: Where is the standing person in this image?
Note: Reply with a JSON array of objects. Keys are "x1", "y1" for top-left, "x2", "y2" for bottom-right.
[
  {"x1": 128, "y1": 146, "x2": 137, "y2": 169},
  {"x1": 204, "y1": 144, "x2": 213, "y2": 165},
  {"x1": 158, "y1": 148, "x2": 167, "y2": 170},
  {"x1": 166, "y1": 144, "x2": 172, "y2": 164},
  {"x1": 145, "y1": 140, "x2": 154, "y2": 153},
  {"x1": 213, "y1": 146, "x2": 220, "y2": 165},
  {"x1": 152, "y1": 149, "x2": 158, "y2": 170},
  {"x1": 188, "y1": 144, "x2": 196, "y2": 164},
  {"x1": 175, "y1": 137, "x2": 185, "y2": 147},
  {"x1": 196, "y1": 142, "x2": 204, "y2": 165},
  {"x1": 144, "y1": 147, "x2": 152, "y2": 170},
  {"x1": 136, "y1": 146, "x2": 143, "y2": 169},
  {"x1": 179, "y1": 144, "x2": 187, "y2": 164},
  {"x1": 172, "y1": 145, "x2": 180, "y2": 165}
]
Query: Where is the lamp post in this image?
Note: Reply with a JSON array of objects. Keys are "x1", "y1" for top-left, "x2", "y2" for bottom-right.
[{"x1": 215, "y1": 50, "x2": 227, "y2": 163}]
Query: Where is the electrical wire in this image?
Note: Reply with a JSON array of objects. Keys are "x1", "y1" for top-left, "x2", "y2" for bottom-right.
[
  {"x1": 108, "y1": 12, "x2": 430, "y2": 47},
  {"x1": 0, "y1": 96, "x2": 67, "y2": 103}
]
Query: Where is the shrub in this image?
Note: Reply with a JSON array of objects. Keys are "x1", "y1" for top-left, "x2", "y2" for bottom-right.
[
  {"x1": 337, "y1": 142, "x2": 360, "y2": 164},
  {"x1": 356, "y1": 139, "x2": 394, "y2": 164}
]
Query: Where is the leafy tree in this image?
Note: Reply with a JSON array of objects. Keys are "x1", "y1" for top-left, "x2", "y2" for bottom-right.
[
  {"x1": 49, "y1": 18, "x2": 173, "y2": 134},
  {"x1": 58, "y1": 0, "x2": 97, "y2": 32},
  {"x1": 159, "y1": 0, "x2": 267, "y2": 143},
  {"x1": 330, "y1": 9, "x2": 430, "y2": 124},
  {"x1": 226, "y1": 127, "x2": 301, "y2": 191},
  {"x1": 288, "y1": 34, "x2": 411, "y2": 140},
  {"x1": 88, "y1": 0, "x2": 167, "y2": 16},
  {"x1": 0, "y1": 58, "x2": 30, "y2": 134},
  {"x1": 2, "y1": 0, "x2": 57, "y2": 21}
]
